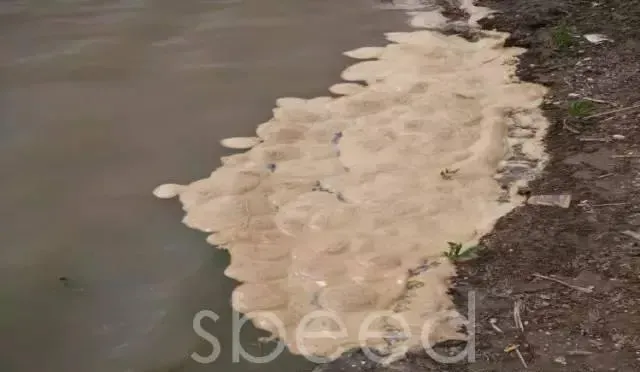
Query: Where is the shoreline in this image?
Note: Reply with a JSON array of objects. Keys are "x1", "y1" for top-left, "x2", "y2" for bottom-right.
[{"x1": 311, "y1": 0, "x2": 640, "y2": 371}]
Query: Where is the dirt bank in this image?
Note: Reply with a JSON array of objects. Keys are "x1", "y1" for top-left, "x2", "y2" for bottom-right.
[{"x1": 310, "y1": 0, "x2": 640, "y2": 371}]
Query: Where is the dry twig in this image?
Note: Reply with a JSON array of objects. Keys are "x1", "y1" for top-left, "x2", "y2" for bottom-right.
[
  {"x1": 505, "y1": 344, "x2": 528, "y2": 368},
  {"x1": 515, "y1": 348, "x2": 528, "y2": 369},
  {"x1": 611, "y1": 154, "x2": 640, "y2": 158},
  {"x1": 582, "y1": 96, "x2": 615, "y2": 105},
  {"x1": 579, "y1": 137, "x2": 609, "y2": 142},
  {"x1": 584, "y1": 102, "x2": 640, "y2": 119},
  {"x1": 592, "y1": 202, "x2": 629, "y2": 207},
  {"x1": 562, "y1": 118, "x2": 580, "y2": 133},
  {"x1": 513, "y1": 300, "x2": 525, "y2": 332},
  {"x1": 489, "y1": 318, "x2": 504, "y2": 333},
  {"x1": 567, "y1": 350, "x2": 594, "y2": 356},
  {"x1": 622, "y1": 230, "x2": 640, "y2": 241},
  {"x1": 532, "y1": 273, "x2": 594, "y2": 293}
]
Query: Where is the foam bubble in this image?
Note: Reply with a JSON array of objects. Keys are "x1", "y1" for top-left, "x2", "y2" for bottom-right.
[
  {"x1": 329, "y1": 83, "x2": 366, "y2": 96},
  {"x1": 220, "y1": 136, "x2": 262, "y2": 149},
  {"x1": 152, "y1": 183, "x2": 184, "y2": 199},
  {"x1": 343, "y1": 46, "x2": 385, "y2": 59}
]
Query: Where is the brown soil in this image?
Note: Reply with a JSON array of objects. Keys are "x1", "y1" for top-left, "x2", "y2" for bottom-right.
[{"x1": 310, "y1": 0, "x2": 640, "y2": 371}]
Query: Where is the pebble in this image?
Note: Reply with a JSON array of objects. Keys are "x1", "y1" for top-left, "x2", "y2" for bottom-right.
[
  {"x1": 584, "y1": 33, "x2": 613, "y2": 44},
  {"x1": 554, "y1": 356, "x2": 568, "y2": 365}
]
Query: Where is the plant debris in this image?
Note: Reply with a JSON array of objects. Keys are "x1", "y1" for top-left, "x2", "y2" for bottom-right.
[{"x1": 526, "y1": 194, "x2": 572, "y2": 208}]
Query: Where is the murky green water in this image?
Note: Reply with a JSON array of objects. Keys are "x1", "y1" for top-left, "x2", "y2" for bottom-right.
[{"x1": 0, "y1": 1, "x2": 407, "y2": 371}]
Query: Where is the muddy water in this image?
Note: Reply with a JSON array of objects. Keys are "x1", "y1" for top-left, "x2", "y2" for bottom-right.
[{"x1": 0, "y1": 1, "x2": 408, "y2": 371}]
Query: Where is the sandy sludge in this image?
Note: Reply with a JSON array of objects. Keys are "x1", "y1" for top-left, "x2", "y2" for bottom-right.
[{"x1": 154, "y1": 5, "x2": 549, "y2": 361}]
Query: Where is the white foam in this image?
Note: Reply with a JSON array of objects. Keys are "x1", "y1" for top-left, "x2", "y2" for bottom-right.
[
  {"x1": 220, "y1": 137, "x2": 262, "y2": 149},
  {"x1": 343, "y1": 46, "x2": 386, "y2": 59},
  {"x1": 152, "y1": 183, "x2": 184, "y2": 199},
  {"x1": 329, "y1": 83, "x2": 366, "y2": 96}
]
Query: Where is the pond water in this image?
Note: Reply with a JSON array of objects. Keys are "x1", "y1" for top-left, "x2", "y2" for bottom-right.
[{"x1": 0, "y1": 1, "x2": 408, "y2": 371}]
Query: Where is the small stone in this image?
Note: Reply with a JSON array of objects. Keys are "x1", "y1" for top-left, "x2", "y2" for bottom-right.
[
  {"x1": 516, "y1": 184, "x2": 532, "y2": 196},
  {"x1": 554, "y1": 356, "x2": 568, "y2": 365},
  {"x1": 584, "y1": 33, "x2": 613, "y2": 44},
  {"x1": 612, "y1": 134, "x2": 626, "y2": 140}
]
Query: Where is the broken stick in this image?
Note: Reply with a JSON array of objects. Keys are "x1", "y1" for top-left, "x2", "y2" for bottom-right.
[{"x1": 532, "y1": 273, "x2": 594, "y2": 293}]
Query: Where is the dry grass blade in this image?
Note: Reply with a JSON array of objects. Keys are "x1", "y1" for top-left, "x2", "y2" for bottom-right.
[
  {"x1": 489, "y1": 318, "x2": 504, "y2": 333},
  {"x1": 513, "y1": 300, "x2": 524, "y2": 332},
  {"x1": 622, "y1": 230, "x2": 640, "y2": 241},
  {"x1": 567, "y1": 350, "x2": 594, "y2": 356},
  {"x1": 611, "y1": 154, "x2": 640, "y2": 158},
  {"x1": 581, "y1": 96, "x2": 615, "y2": 105},
  {"x1": 505, "y1": 344, "x2": 529, "y2": 368},
  {"x1": 592, "y1": 202, "x2": 628, "y2": 207},
  {"x1": 583, "y1": 102, "x2": 640, "y2": 119},
  {"x1": 532, "y1": 273, "x2": 594, "y2": 293},
  {"x1": 515, "y1": 348, "x2": 528, "y2": 368},
  {"x1": 562, "y1": 118, "x2": 580, "y2": 133},
  {"x1": 578, "y1": 137, "x2": 609, "y2": 142}
]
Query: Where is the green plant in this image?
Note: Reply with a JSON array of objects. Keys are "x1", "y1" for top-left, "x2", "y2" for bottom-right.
[
  {"x1": 444, "y1": 242, "x2": 480, "y2": 262},
  {"x1": 568, "y1": 99, "x2": 595, "y2": 118},
  {"x1": 552, "y1": 24, "x2": 574, "y2": 49}
]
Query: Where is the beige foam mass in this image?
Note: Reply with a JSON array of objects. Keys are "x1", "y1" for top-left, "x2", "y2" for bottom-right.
[
  {"x1": 220, "y1": 136, "x2": 262, "y2": 149},
  {"x1": 156, "y1": 27, "x2": 548, "y2": 359},
  {"x1": 329, "y1": 83, "x2": 366, "y2": 96},
  {"x1": 343, "y1": 46, "x2": 385, "y2": 59}
]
